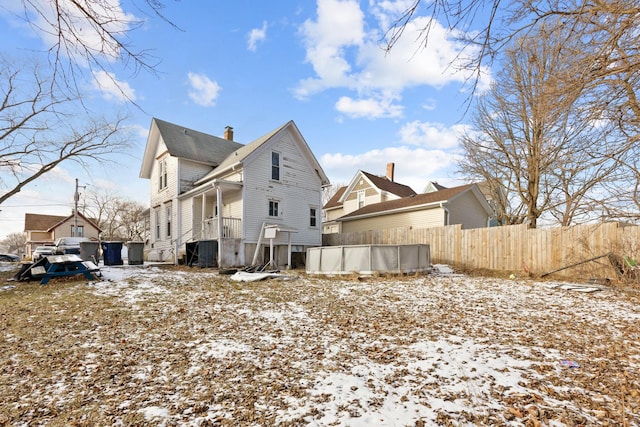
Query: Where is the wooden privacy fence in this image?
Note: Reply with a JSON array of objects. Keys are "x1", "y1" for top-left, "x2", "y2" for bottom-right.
[{"x1": 322, "y1": 222, "x2": 640, "y2": 280}]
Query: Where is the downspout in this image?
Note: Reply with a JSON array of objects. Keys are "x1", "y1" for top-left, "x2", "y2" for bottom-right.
[{"x1": 440, "y1": 202, "x2": 450, "y2": 226}]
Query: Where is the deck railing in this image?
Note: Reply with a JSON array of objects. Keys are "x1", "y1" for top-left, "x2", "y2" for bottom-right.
[{"x1": 203, "y1": 217, "x2": 242, "y2": 240}]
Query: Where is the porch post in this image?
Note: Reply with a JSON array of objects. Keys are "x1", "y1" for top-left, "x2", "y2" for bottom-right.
[
  {"x1": 216, "y1": 184, "x2": 224, "y2": 267},
  {"x1": 201, "y1": 193, "x2": 206, "y2": 239}
]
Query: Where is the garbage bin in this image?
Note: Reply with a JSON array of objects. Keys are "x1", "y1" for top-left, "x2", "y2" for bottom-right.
[
  {"x1": 101, "y1": 241, "x2": 123, "y2": 266},
  {"x1": 126, "y1": 241, "x2": 144, "y2": 265},
  {"x1": 80, "y1": 241, "x2": 100, "y2": 263}
]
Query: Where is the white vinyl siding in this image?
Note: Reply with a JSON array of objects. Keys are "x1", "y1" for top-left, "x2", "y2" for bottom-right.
[
  {"x1": 242, "y1": 131, "x2": 323, "y2": 246},
  {"x1": 341, "y1": 208, "x2": 445, "y2": 233}
]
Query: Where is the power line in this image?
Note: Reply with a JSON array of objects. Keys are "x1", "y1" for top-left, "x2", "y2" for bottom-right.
[{"x1": 0, "y1": 203, "x2": 71, "y2": 208}]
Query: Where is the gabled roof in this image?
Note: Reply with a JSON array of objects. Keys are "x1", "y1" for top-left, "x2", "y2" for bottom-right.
[
  {"x1": 139, "y1": 118, "x2": 244, "y2": 178},
  {"x1": 195, "y1": 120, "x2": 330, "y2": 186},
  {"x1": 325, "y1": 170, "x2": 416, "y2": 210},
  {"x1": 361, "y1": 171, "x2": 417, "y2": 197},
  {"x1": 324, "y1": 186, "x2": 347, "y2": 210},
  {"x1": 24, "y1": 212, "x2": 102, "y2": 232},
  {"x1": 338, "y1": 183, "x2": 490, "y2": 221},
  {"x1": 24, "y1": 213, "x2": 67, "y2": 231},
  {"x1": 424, "y1": 181, "x2": 448, "y2": 193}
]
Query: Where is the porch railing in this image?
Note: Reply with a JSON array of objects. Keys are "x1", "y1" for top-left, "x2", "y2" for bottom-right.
[{"x1": 202, "y1": 217, "x2": 242, "y2": 240}]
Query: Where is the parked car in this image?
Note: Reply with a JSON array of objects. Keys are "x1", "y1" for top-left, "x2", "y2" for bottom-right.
[
  {"x1": 32, "y1": 246, "x2": 56, "y2": 262},
  {"x1": 0, "y1": 253, "x2": 20, "y2": 262},
  {"x1": 53, "y1": 237, "x2": 91, "y2": 255}
]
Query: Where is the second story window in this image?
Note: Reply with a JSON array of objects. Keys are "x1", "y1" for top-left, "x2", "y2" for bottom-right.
[
  {"x1": 310, "y1": 207, "x2": 317, "y2": 227},
  {"x1": 269, "y1": 200, "x2": 279, "y2": 217},
  {"x1": 271, "y1": 151, "x2": 280, "y2": 181},
  {"x1": 158, "y1": 158, "x2": 168, "y2": 191}
]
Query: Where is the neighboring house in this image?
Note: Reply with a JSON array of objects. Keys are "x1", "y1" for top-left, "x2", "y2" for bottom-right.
[
  {"x1": 139, "y1": 118, "x2": 330, "y2": 267},
  {"x1": 323, "y1": 165, "x2": 494, "y2": 234},
  {"x1": 323, "y1": 163, "x2": 417, "y2": 234},
  {"x1": 424, "y1": 180, "x2": 504, "y2": 226},
  {"x1": 423, "y1": 181, "x2": 448, "y2": 193},
  {"x1": 23, "y1": 212, "x2": 101, "y2": 259}
]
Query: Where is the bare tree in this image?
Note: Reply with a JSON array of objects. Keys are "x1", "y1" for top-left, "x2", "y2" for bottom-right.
[
  {"x1": 322, "y1": 182, "x2": 346, "y2": 206},
  {"x1": 0, "y1": 56, "x2": 130, "y2": 205},
  {"x1": 0, "y1": 231, "x2": 26, "y2": 254},
  {"x1": 6, "y1": 0, "x2": 177, "y2": 97},
  {"x1": 83, "y1": 187, "x2": 146, "y2": 241},
  {"x1": 383, "y1": 1, "x2": 640, "y2": 89},
  {"x1": 459, "y1": 23, "x2": 627, "y2": 227}
]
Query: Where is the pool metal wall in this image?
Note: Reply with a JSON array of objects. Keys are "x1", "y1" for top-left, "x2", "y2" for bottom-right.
[{"x1": 306, "y1": 244, "x2": 430, "y2": 275}]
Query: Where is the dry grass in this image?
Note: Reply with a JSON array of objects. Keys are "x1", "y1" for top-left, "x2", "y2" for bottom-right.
[{"x1": 1, "y1": 263, "x2": 639, "y2": 426}]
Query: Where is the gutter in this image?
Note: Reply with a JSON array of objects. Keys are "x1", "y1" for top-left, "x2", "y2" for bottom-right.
[{"x1": 339, "y1": 200, "x2": 445, "y2": 222}]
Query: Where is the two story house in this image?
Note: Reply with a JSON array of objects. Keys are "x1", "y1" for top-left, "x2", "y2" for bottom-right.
[
  {"x1": 323, "y1": 164, "x2": 493, "y2": 234},
  {"x1": 139, "y1": 118, "x2": 330, "y2": 268}
]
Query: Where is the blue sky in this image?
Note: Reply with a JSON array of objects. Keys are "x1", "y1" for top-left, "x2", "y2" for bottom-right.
[{"x1": 0, "y1": 0, "x2": 492, "y2": 240}]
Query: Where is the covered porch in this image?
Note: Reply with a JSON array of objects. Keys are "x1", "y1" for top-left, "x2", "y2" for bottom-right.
[{"x1": 187, "y1": 179, "x2": 244, "y2": 267}]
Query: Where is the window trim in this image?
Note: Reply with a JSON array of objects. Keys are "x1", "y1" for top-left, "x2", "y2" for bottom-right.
[
  {"x1": 357, "y1": 190, "x2": 365, "y2": 209},
  {"x1": 155, "y1": 208, "x2": 161, "y2": 239},
  {"x1": 309, "y1": 206, "x2": 317, "y2": 228},
  {"x1": 166, "y1": 204, "x2": 172, "y2": 238},
  {"x1": 268, "y1": 199, "x2": 279, "y2": 218},
  {"x1": 271, "y1": 151, "x2": 280, "y2": 181},
  {"x1": 158, "y1": 158, "x2": 168, "y2": 191}
]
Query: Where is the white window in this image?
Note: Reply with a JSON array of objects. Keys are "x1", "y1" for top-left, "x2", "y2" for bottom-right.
[
  {"x1": 166, "y1": 204, "x2": 172, "y2": 238},
  {"x1": 71, "y1": 225, "x2": 84, "y2": 237},
  {"x1": 158, "y1": 158, "x2": 168, "y2": 191},
  {"x1": 310, "y1": 207, "x2": 317, "y2": 227},
  {"x1": 155, "y1": 208, "x2": 161, "y2": 239},
  {"x1": 269, "y1": 200, "x2": 279, "y2": 217},
  {"x1": 271, "y1": 151, "x2": 280, "y2": 181},
  {"x1": 357, "y1": 190, "x2": 365, "y2": 209}
]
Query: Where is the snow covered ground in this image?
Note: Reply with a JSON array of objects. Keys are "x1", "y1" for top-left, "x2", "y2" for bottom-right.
[{"x1": 1, "y1": 263, "x2": 639, "y2": 426}]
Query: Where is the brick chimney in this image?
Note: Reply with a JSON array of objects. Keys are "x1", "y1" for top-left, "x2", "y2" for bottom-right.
[
  {"x1": 224, "y1": 126, "x2": 234, "y2": 141},
  {"x1": 386, "y1": 162, "x2": 395, "y2": 181}
]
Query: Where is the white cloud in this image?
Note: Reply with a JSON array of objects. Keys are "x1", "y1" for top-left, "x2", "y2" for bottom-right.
[
  {"x1": 247, "y1": 21, "x2": 268, "y2": 52},
  {"x1": 399, "y1": 121, "x2": 469, "y2": 149},
  {"x1": 187, "y1": 72, "x2": 221, "y2": 107},
  {"x1": 295, "y1": 0, "x2": 492, "y2": 117},
  {"x1": 320, "y1": 145, "x2": 463, "y2": 193},
  {"x1": 335, "y1": 95, "x2": 403, "y2": 119},
  {"x1": 295, "y1": 0, "x2": 365, "y2": 98},
  {"x1": 92, "y1": 70, "x2": 136, "y2": 102}
]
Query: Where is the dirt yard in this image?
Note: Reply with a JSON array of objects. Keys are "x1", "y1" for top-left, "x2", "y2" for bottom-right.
[{"x1": 1, "y1": 263, "x2": 639, "y2": 426}]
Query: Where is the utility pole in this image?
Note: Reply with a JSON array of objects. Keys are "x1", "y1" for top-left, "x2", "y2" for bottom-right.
[
  {"x1": 73, "y1": 179, "x2": 87, "y2": 237},
  {"x1": 74, "y1": 179, "x2": 79, "y2": 237}
]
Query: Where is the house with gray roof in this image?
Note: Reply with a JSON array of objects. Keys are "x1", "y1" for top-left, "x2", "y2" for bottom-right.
[{"x1": 139, "y1": 118, "x2": 329, "y2": 267}]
